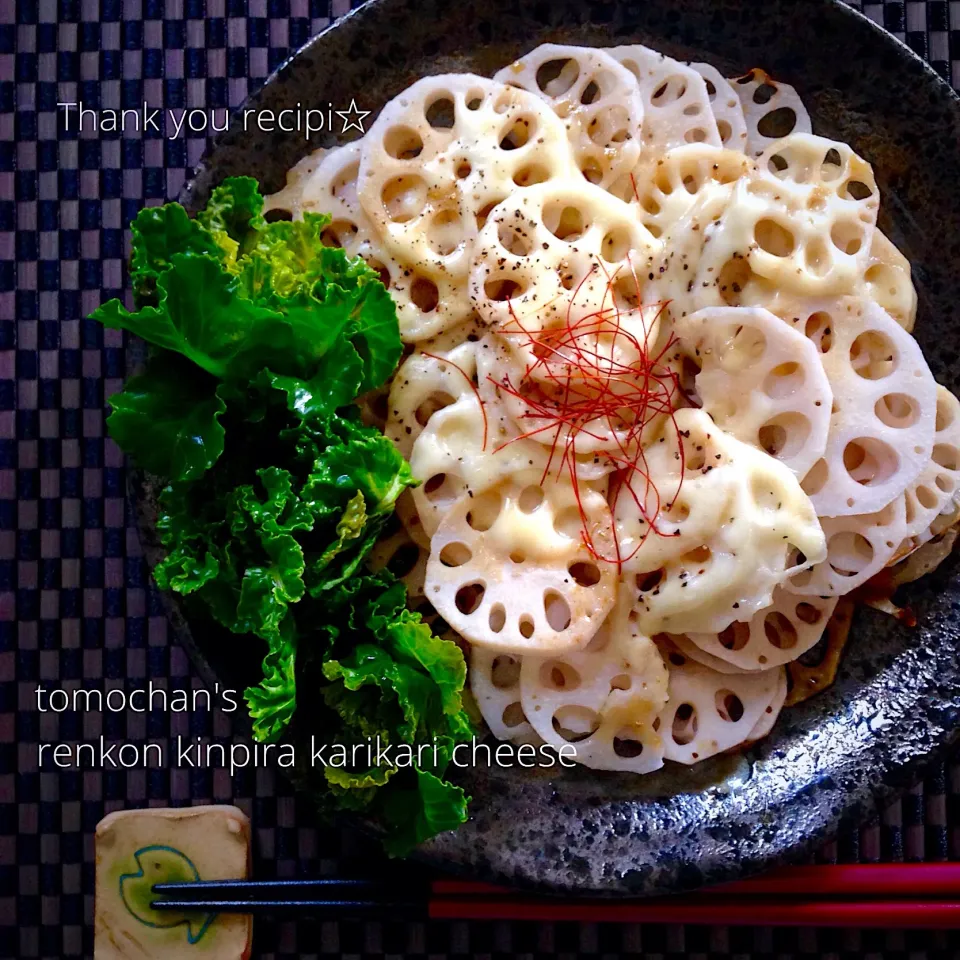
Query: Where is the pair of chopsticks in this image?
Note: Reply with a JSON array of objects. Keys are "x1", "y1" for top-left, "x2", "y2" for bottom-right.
[{"x1": 152, "y1": 863, "x2": 960, "y2": 927}]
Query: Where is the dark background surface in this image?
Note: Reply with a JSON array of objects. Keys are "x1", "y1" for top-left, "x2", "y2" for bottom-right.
[{"x1": 3, "y1": 0, "x2": 960, "y2": 957}]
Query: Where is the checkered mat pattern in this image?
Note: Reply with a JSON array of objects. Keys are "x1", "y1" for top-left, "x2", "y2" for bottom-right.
[{"x1": 3, "y1": 1, "x2": 960, "y2": 957}]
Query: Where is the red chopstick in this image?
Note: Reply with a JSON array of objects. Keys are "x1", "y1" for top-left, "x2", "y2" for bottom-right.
[
  {"x1": 429, "y1": 897, "x2": 960, "y2": 927},
  {"x1": 429, "y1": 864, "x2": 960, "y2": 927}
]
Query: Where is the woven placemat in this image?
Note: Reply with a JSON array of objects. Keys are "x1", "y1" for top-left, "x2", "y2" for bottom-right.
[{"x1": 2, "y1": 1, "x2": 960, "y2": 957}]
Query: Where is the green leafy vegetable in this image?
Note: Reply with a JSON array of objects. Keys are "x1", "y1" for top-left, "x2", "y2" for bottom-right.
[{"x1": 91, "y1": 178, "x2": 473, "y2": 854}]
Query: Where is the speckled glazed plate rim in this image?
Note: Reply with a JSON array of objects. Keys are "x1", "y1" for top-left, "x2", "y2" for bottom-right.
[{"x1": 136, "y1": 0, "x2": 960, "y2": 896}]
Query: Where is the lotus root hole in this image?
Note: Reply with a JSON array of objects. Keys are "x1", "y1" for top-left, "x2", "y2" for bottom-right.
[
  {"x1": 553, "y1": 705, "x2": 599, "y2": 742},
  {"x1": 652, "y1": 76, "x2": 687, "y2": 105},
  {"x1": 755, "y1": 218, "x2": 795, "y2": 257},
  {"x1": 466, "y1": 491, "x2": 503, "y2": 531},
  {"x1": 544, "y1": 591, "x2": 572, "y2": 631},
  {"x1": 497, "y1": 219, "x2": 533, "y2": 257},
  {"x1": 383, "y1": 125, "x2": 424, "y2": 160},
  {"x1": 795, "y1": 602, "x2": 822, "y2": 625},
  {"x1": 535, "y1": 58, "x2": 580, "y2": 98},
  {"x1": 518, "y1": 615, "x2": 535, "y2": 639},
  {"x1": 568, "y1": 561, "x2": 601, "y2": 587},
  {"x1": 499, "y1": 116, "x2": 535, "y2": 150},
  {"x1": 455, "y1": 583, "x2": 485, "y2": 614},
  {"x1": 554, "y1": 507, "x2": 583, "y2": 539},
  {"x1": 843, "y1": 438, "x2": 899, "y2": 486},
  {"x1": 875, "y1": 393, "x2": 919, "y2": 429},
  {"x1": 933, "y1": 443, "x2": 959, "y2": 471},
  {"x1": 490, "y1": 653, "x2": 520, "y2": 688},
  {"x1": 488, "y1": 604, "x2": 507, "y2": 634},
  {"x1": 543, "y1": 202, "x2": 586, "y2": 242},
  {"x1": 484, "y1": 277, "x2": 525, "y2": 301},
  {"x1": 514, "y1": 164, "x2": 550, "y2": 187},
  {"x1": 717, "y1": 258, "x2": 754, "y2": 306},
  {"x1": 613, "y1": 736, "x2": 645, "y2": 758},
  {"x1": 758, "y1": 412, "x2": 811, "y2": 460},
  {"x1": 718, "y1": 621, "x2": 750, "y2": 651},
  {"x1": 764, "y1": 611, "x2": 799, "y2": 649},
  {"x1": 804, "y1": 311, "x2": 834, "y2": 352},
  {"x1": 600, "y1": 227, "x2": 632, "y2": 263},
  {"x1": 415, "y1": 391, "x2": 455, "y2": 426},
  {"x1": 830, "y1": 219, "x2": 864, "y2": 255},
  {"x1": 827, "y1": 531, "x2": 874, "y2": 577},
  {"x1": 850, "y1": 330, "x2": 897, "y2": 379},
  {"x1": 539, "y1": 660, "x2": 581, "y2": 691},
  {"x1": 757, "y1": 106, "x2": 797, "y2": 139},
  {"x1": 762, "y1": 361, "x2": 805, "y2": 399},
  {"x1": 380, "y1": 174, "x2": 427, "y2": 223},
  {"x1": 502, "y1": 702, "x2": 526, "y2": 728},
  {"x1": 439, "y1": 542, "x2": 472, "y2": 567},
  {"x1": 424, "y1": 96, "x2": 455, "y2": 129},
  {"x1": 518, "y1": 485, "x2": 545, "y2": 513},
  {"x1": 635, "y1": 569, "x2": 664, "y2": 593},
  {"x1": 671, "y1": 703, "x2": 698, "y2": 745},
  {"x1": 715, "y1": 690, "x2": 745, "y2": 723},
  {"x1": 844, "y1": 179, "x2": 874, "y2": 201},
  {"x1": 801, "y1": 458, "x2": 829, "y2": 496}
]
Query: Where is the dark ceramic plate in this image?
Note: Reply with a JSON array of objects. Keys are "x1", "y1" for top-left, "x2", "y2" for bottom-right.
[{"x1": 139, "y1": 0, "x2": 960, "y2": 896}]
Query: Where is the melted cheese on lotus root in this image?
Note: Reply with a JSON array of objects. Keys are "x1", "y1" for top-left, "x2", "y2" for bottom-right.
[
  {"x1": 357, "y1": 74, "x2": 576, "y2": 298},
  {"x1": 424, "y1": 469, "x2": 617, "y2": 654},
  {"x1": 407, "y1": 336, "x2": 613, "y2": 537},
  {"x1": 671, "y1": 587, "x2": 838, "y2": 673},
  {"x1": 265, "y1": 141, "x2": 467, "y2": 342},
  {"x1": 689, "y1": 63, "x2": 749, "y2": 152},
  {"x1": 609, "y1": 144, "x2": 755, "y2": 241},
  {"x1": 519, "y1": 597, "x2": 669, "y2": 773},
  {"x1": 385, "y1": 330, "x2": 482, "y2": 460},
  {"x1": 478, "y1": 332, "x2": 669, "y2": 457},
  {"x1": 469, "y1": 648, "x2": 541, "y2": 745},
  {"x1": 469, "y1": 180, "x2": 662, "y2": 381},
  {"x1": 674, "y1": 305, "x2": 832, "y2": 480},
  {"x1": 615, "y1": 408, "x2": 826, "y2": 636},
  {"x1": 779, "y1": 297, "x2": 936, "y2": 517},
  {"x1": 608, "y1": 45, "x2": 721, "y2": 153},
  {"x1": 730, "y1": 68, "x2": 813, "y2": 158},
  {"x1": 693, "y1": 135, "x2": 881, "y2": 303},
  {"x1": 656, "y1": 645, "x2": 786, "y2": 764},
  {"x1": 494, "y1": 44, "x2": 644, "y2": 190},
  {"x1": 261, "y1": 146, "x2": 330, "y2": 217}
]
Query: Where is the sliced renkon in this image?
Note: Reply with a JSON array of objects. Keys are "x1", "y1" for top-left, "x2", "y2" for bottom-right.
[
  {"x1": 494, "y1": 44, "x2": 645, "y2": 189},
  {"x1": 675, "y1": 305, "x2": 833, "y2": 480},
  {"x1": 520, "y1": 599, "x2": 669, "y2": 773},
  {"x1": 608, "y1": 44, "x2": 722, "y2": 152},
  {"x1": 658, "y1": 652, "x2": 786, "y2": 764},
  {"x1": 425, "y1": 470, "x2": 617, "y2": 654},
  {"x1": 357, "y1": 74, "x2": 576, "y2": 306},
  {"x1": 615, "y1": 408, "x2": 826, "y2": 636},
  {"x1": 470, "y1": 648, "x2": 541, "y2": 745},
  {"x1": 781, "y1": 297, "x2": 937, "y2": 517}
]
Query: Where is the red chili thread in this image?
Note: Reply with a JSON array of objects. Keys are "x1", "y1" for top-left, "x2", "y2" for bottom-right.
[{"x1": 491, "y1": 259, "x2": 690, "y2": 568}]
